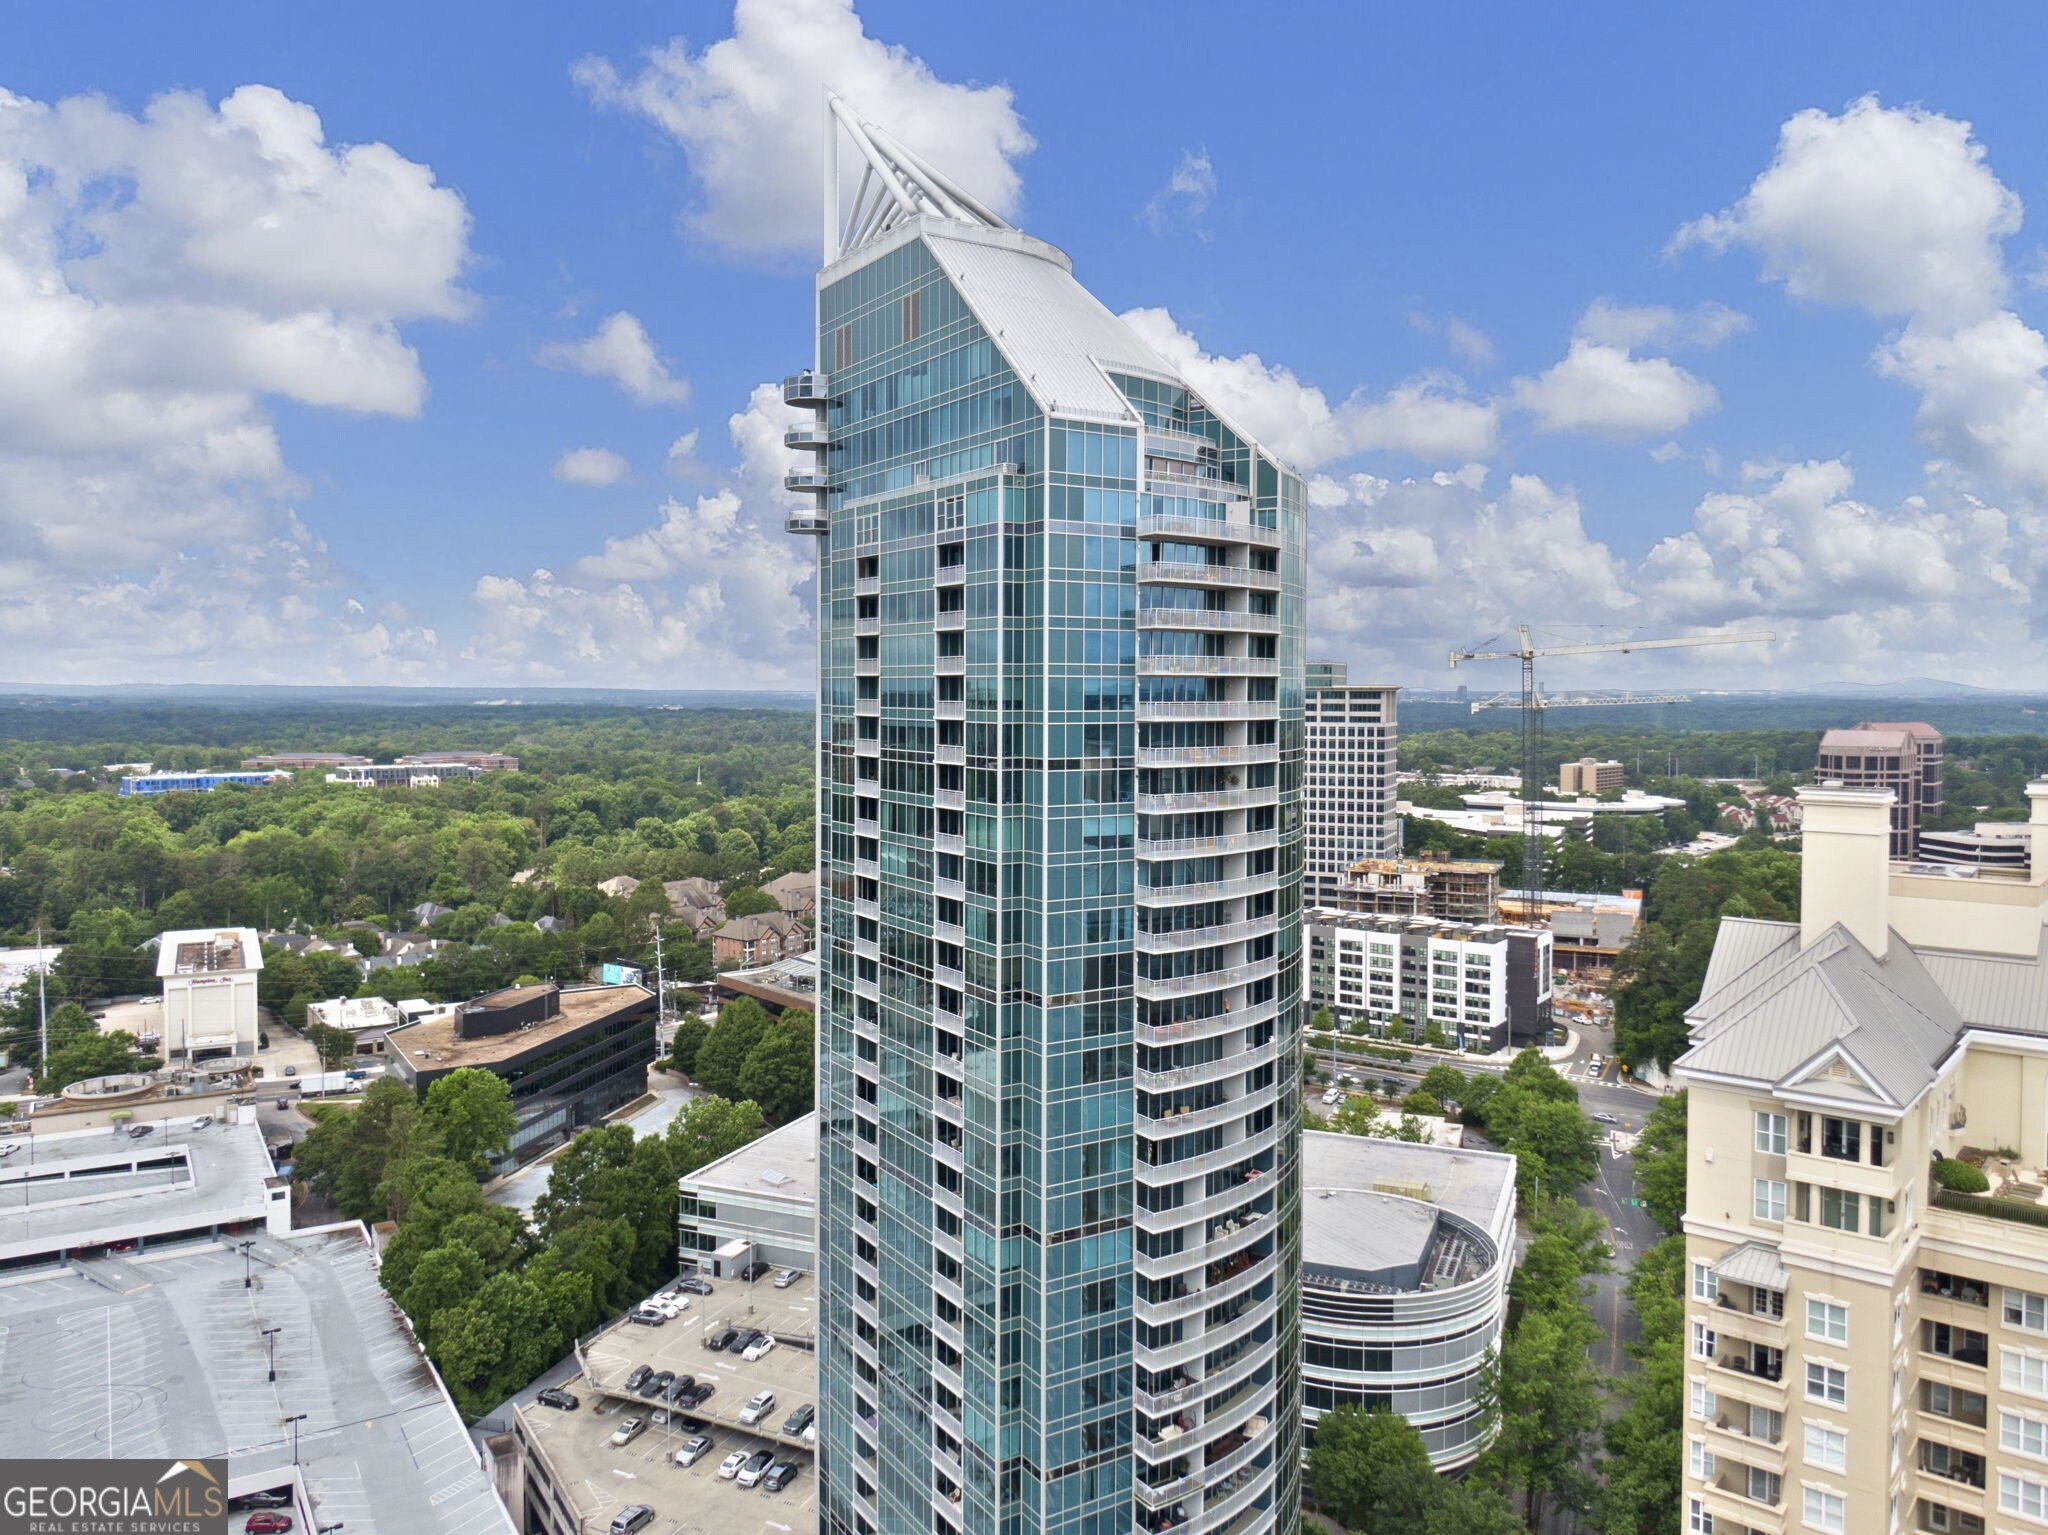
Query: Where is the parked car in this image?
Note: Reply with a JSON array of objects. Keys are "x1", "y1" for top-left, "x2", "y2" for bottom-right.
[
  {"x1": 740, "y1": 1260, "x2": 771, "y2": 1282},
  {"x1": 725, "y1": 1329, "x2": 760, "y2": 1355},
  {"x1": 674, "y1": 1276, "x2": 714, "y2": 1296},
  {"x1": 608, "y1": 1417, "x2": 646, "y2": 1447},
  {"x1": 536, "y1": 1387, "x2": 580, "y2": 1411},
  {"x1": 782, "y1": 1403, "x2": 815, "y2": 1437},
  {"x1": 282, "y1": 1065, "x2": 297, "y2": 1077},
  {"x1": 677, "y1": 1381, "x2": 715, "y2": 1410},
  {"x1": 639, "y1": 1370, "x2": 675, "y2": 1399},
  {"x1": 716, "y1": 1451, "x2": 750, "y2": 1480},
  {"x1": 275, "y1": 1098, "x2": 291, "y2": 1110},
  {"x1": 738, "y1": 1390, "x2": 777, "y2": 1426},
  {"x1": 608, "y1": 1505, "x2": 653, "y2": 1535},
  {"x1": 771, "y1": 1268, "x2": 802, "y2": 1289},
  {"x1": 761, "y1": 1460, "x2": 801, "y2": 1493},
  {"x1": 704, "y1": 1327, "x2": 737, "y2": 1352},
  {"x1": 244, "y1": 1516, "x2": 292, "y2": 1535},
  {"x1": 736, "y1": 1450, "x2": 775, "y2": 1489},
  {"x1": 229, "y1": 1492, "x2": 291, "y2": 1510},
  {"x1": 629, "y1": 1307, "x2": 667, "y2": 1326},
  {"x1": 191, "y1": 1115, "x2": 212, "y2": 1130},
  {"x1": 126, "y1": 1124, "x2": 154, "y2": 1139},
  {"x1": 0, "y1": 1142, "x2": 18, "y2": 1159},
  {"x1": 644, "y1": 1294, "x2": 686, "y2": 1318},
  {"x1": 742, "y1": 1334, "x2": 777, "y2": 1362},
  {"x1": 623, "y1": 1364, "x2": 653, "y2": 1392},
  {"x1": 1590, "y1": 1111, "x2": 1620, "y2": 1125},
  {"x1": 674, "y1": 1434, "x2": 714, "y2": 1468},
  {"x1": 664, "y1": 1375, "x2": 696, "y2": 1404}
]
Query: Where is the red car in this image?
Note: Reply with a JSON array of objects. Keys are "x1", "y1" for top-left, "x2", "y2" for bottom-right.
[{"x1": 245, "y1": 1514, "x2": 293, "y2": 1534}]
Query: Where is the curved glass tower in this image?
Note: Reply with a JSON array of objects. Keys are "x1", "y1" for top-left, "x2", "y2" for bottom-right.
[{"x1": 793, "y1": 98, "x2": 1304, "y2": 1535}]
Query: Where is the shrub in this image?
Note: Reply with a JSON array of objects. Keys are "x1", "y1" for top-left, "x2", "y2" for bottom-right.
[{"x1": 1933, "y1": 1157, "x2": 1990, "y2": 1194}]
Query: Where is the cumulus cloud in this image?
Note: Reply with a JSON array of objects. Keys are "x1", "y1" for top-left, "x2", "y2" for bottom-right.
[
  {"x1": 0, "y1": 81, "x2": 471, "y2": 683},
  {"x1": 1143, "y1": 148, "x2": 1216, "y2": 234},
  {"x1": 575, "y1": 0, "x2": 1033, "y2": 260},
  {"x1": 537, "y1": 312, "x2": 690, "y2": 405},
  {"x1": 552, "y1": 447, "x2": 631, "y2": 486},
  {"x1": 1674, "y1": 95, "x2": 2019, "y2": 325},
  {"x1": 466, "y1": 384, "x2": 814, "y2": 685},
  {"x1": 1511, "y1": 339, "x2": 1719, "y2": 439},
  {"x1": 1574, "y1": 299, "x2": 1750, "y2": 350},
  {"x1": 1121, "y1": 308, "x2": 1499, "y2": 468},
  {"x1": 664, "y1": 429, "x2": 710, "y2": 479},
  {"x1": 1680, "y1": 95, "x2": 2048, "y2": 503},
  {"x1": 1307, "y1": 457, "x2": 2046, "y2": 687}
]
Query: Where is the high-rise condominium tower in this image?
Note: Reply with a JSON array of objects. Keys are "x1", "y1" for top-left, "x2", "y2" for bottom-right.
[
  {"x1": 1302, "y1": 669, "x2": 1398, "y2": 909},
  {"x1": 787, "y1": 98, "x2": 1305, "y2": 1535}
]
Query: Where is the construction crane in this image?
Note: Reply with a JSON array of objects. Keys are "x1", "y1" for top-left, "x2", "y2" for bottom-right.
[{"x1": 1447, "y1": 625, "x2": 1775, "y2": 915}]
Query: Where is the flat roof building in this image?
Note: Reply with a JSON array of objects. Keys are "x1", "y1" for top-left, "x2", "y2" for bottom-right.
[
  {"x1": 678, "y1": 1111, "x2": 818, "y2": 1275},
  {"x1": 1300, "y1": 1132, "x2": 1518, "y2": 1470},
  {"x1": 1306, "y1": 909, "x2": 1554, "y2": 1051},
  {"x1": 1557, "y1": 757, "x2": 1625, "y2": 795},
  {"x1": 157, "y1": 927, "x2": 263, "y2": 1063},
  {"x1": 397, "y1": 751, "x2": 520, "y2": 771},
  {"x1": 0, "y1": 1225, "x2": 516, "y2": 1535},
  {"x1": 1305, "y1": 679, "x2": 1399, "y2": 909},
  {"x1": 1332, "y1": 852, "x2": 1502, "y2": 923},
  {"x1": 1816, "y1": 720, "x2": 1944, "y2": 858},
  {"x1": 120, "y1": 770, "x2": 291, "y2": 796},
  {"x1": 385, "y1": 982, "x2": 656, "y2": 1166},
  {"x1": 241, "y1": 752, "x2": 372, "y2": 769}
]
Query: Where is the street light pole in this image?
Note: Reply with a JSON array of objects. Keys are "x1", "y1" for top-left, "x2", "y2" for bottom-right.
[
  {"x1": 239, "y1": 1240, "x2": 255, "y2": 1290},
  {"x1": 262, "y1": 1325, "x2": 282, "y2": 1383},
  {"x1": 283, "y1": 1413, "x2": 307, "y2": 1467}
]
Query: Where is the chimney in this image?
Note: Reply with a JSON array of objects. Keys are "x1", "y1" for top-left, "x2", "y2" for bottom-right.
[
  {"x1": 1798, "y1": 784, "x2": 1894, "y2": 957},
  {"x1": 2028, "y1": 782, "x2": 2048, "y2": 884}
]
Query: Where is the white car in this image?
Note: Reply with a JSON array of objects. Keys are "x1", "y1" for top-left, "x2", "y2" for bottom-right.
[
  {"x1": 644, "y1": 1294, "x2": 687, "y2": 1318},
  {"x1": 608, "y1": 1417, "x2": 645, "y2": 1447},
  {"x1": 742, "y1": 1334, "x2": 777, "y2": 1362},
  {"x1": 674, "y1": 1435, "x2": 713, "y2": 1467},
  {"x1": 0, "y1": 1142, "x2": 19, "y2": 1159},
  {"x1": 738, "y1": 1390, "x2": 777, "y2": 1426},
  {"x1": 716, "y1": 1450, "x2": 750, "y2": 1480}
]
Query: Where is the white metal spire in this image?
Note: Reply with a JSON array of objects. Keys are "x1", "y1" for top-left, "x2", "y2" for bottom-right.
[{"x1": 823, "y1": 91, "x2": 1013, "y2": 264}]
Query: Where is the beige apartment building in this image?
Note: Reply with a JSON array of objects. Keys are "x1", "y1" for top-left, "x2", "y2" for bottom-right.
[
  {"x1": 1559, "y1": 756, "x2": 1626, "y2": 795},
  {"x1": 1677, "y1": 782, "x2": 2048, "y2": 1535}
]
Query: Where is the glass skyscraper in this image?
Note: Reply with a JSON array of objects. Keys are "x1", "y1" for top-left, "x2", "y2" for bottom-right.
[{"x1": 789, "y1": 98, "x2": 1304, "y2": 1535}]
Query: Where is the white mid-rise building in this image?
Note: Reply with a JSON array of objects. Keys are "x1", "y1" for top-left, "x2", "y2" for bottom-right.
[
  {"x1": 1306, "y1": 673, "x2": 1399, "y2": 909},
  {"x1": 1306, "y1": 909, "x2": 1553, "y2": 1052},
  {"x1": 156, "y1": 927, "x2": 262, "y2": 1063}
]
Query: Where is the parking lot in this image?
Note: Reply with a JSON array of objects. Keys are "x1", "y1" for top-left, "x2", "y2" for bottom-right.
[{"x1": 517, "y1": 1273, "x2": 820, "y2": 1535}]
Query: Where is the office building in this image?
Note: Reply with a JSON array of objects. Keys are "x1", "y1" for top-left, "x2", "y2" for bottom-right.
[
  {"x1": 1305, "y1": 661, "x2": 1347, "y2": 690},
  {"x1": 1918, "y1": 821, "x2": 2032, "y2": 872},
  {"x1": 325, "y1": 762, "x2": 483, "y2": 788},
  {"x1": 1306, "y1": 679, "x2": 1399, "y2": 908},
  {"x1": 678, "y1": 1109, "x2": 819, "y2": 1275},
  {"x1": 118, "y1": 770, "x2": 291, "y2": 796},
  {"x1": 1558, "y1": 757, "x2": 1625, "y2": 795},
  {"x1": 1332, "y1": 852, "x2": 1502, "y2": 922},
  {"x1": 1305, "y1": 909, "x2": 1553, "y2": 1051},
  {"x1": 157, "y1": 927, "x2": 263, "y2": 1063},
  {"x1": 396, "y1": 750, "x2": 521, "y2": 771},
  {"x1": 789, "y1": 99, "x2": 1305, "y2": 1535},
  {"x1": 1815, "y1": 721, "x2": 1944, "y2": 859},
  {"x1": 384, "y1": 981, "x2": 656, "y2": 1165},
  {"x1": 240, "y1": 752, "x2": 372, "y2": 769},
  {"x1": 1299, "y1": 1132, "x2": 1517, "y2": 1470},
  {"x1": 1676, "y1": 781, "x2": 2048, "y2": 1535}
]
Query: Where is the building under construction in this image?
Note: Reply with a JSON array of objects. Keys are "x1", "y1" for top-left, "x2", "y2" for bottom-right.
[{"x1": 1332, "y1": 851, "x2": 1502, "y2": 922}]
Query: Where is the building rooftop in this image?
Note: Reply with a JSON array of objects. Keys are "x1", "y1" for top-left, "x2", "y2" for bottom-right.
[
  {"x1": 386, "y1": 983, "x2": 651, "y2": 1071},
  {"x1": 1301, "y1": 1130, "x2": 1517, "y2": 1259},
  {"x1": 1818, "y1": 726, "x2": 1916, "y2": 751},
  {"x1": 527, "y1": 1273, "x2": 821, "y2": 1534},
  {"x1": 681, "y1": 1112, "x2": 818, "y2": 1205},
  {"x1": 0, "y1": 1226, "x2": 515, "y2": 1535},
  {"x1": 0, "y1": 1117, "x2": 278, "y2": 1263},
  {"x1": 155, "y1": 927, "x2": 262, "y2": 978}
]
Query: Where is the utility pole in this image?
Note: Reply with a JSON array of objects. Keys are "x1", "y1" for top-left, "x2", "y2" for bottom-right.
[
  {"x1": 35, "y1": 924, "x2": 48, "y2": 1080},
  {"x1": 653, "y1": 925, "x2": 671, "y2": 1043}
]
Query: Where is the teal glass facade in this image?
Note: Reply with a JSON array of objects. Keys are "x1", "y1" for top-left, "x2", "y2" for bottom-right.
[{"x1": 793, "y1": 217, "x2": 1302, "y2": 1535}]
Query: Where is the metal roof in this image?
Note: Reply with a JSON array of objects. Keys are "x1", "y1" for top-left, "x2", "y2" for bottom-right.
[
  {"x1": 1713, "y1": 1241, "x2": 1790, "y2": 1291},
  {"x1": 1917, "y1": 932, "x2": 2048, "y2": 1036}
]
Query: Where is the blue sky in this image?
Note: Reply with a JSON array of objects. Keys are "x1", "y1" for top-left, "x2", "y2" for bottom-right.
[{"x1": 9, "y1": 1, "x2": 2048, "y2": 689}]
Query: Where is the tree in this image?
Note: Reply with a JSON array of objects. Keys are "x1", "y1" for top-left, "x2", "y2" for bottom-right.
[
  {"x1": 1401, "y1": 1089, "x2": 1444, "y2": 1117},
  {"x1": 1509, "y1": 1198, "x2": 1612, "y2": 1323},
  {"x1": 39, "y1": 1029, "x2": 150, "y2": 1091},
  {"x1": 1384, "y1": 1016, "x2": 1410, "y2": 1042},
  {"x1": 667, "y1": 1016, "x2": 712, "y2": 1076},
  {"x1": 1423, "y1": 1481, "x2": 1527, "y2": 1535},
  {"x1": 737, "y1": 1009, "x2": 815, "y2": 1124},
  {"x1": 1419, "y1": 1063, "x2": 1468, "y2": 1108},
  {"x1": 1327, "y1": 1096, "x2": 1383, "y2": 1137},
  {"x1": 1306, "y1": 1405, "x2": 1435, "y2": 1530},
  {"x1": 531, "y1": 1124, "x2": 677, "y2": 1297},
  {"x1": 1502, "y1": 1097, "x2": 1602, "y2": 1203},
  {"x1": 400, "y1": 1242, "x2": 487, "y2": 1350},
  {"x1": 692, "y1": 996, "x2": 770, "y2": 1099},
  {"x1": 1420, "y1": 1020, "x2": 1448, "y2": 1049},
  {"x1": 1632, "y1": 1090, "x2": 1689, "y2": 1234},
  {"x1": 1477, "y1": 1304, "x2": 1605, "y2": 1530},
  {"x1": 293, "y1": 1076, "x2": 444, "y2": 1222},
  {"x1": 665, "y1": 1095, "x2": 767, "y2": 1176},
  {"x1": 423, "y1": 1068, "x2": 517, "y2": 1175},
  {"x1": 1599, "y1": 1235, "x2": 1688, "y2": 1535},
  {"x1": 721, "y1": 886, "x2": 779, "y2": 919},
  {"x1": 304, "y1": 1022, "x2": 356, "y2": 1070}
]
